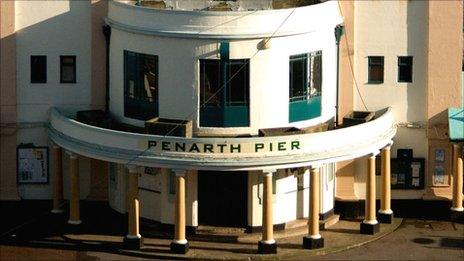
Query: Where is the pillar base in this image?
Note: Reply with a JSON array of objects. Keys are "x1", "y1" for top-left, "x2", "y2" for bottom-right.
[
  {"x1": 378, "y1": 212, "x2": 394, "y2": 224},
  {"x1": 303, "y1": 236, "x2": 324, "y2": 249},
  {"x1": 170, "y1": 241, "x2": 189, "y2": 254},
  {"x1": 123, "y1": 235, "x2": 144, "y2": 250},
  {"x1": 450, "y1": 209, "x2": 464, "y2": 223},
  {"x1": 51, "y1": 208, "x2": 64, "y2": 214},
  {"x1": 258, "y1": 240, "x2": 277, "y2": 254},
  {"x1": 67, "y1": 219, "x2": 82, "y2": 225},
  {"x1": 360, "y1": 221, "x2": 380, "y2": 235}
]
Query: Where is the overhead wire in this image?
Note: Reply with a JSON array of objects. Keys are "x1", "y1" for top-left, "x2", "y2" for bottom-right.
[
  {"x1": 336, "y1": 1, "x2": 369, "y2": 111},
  {"x1": 123, "y1": 6, "x2": 298, "y2": 167}
]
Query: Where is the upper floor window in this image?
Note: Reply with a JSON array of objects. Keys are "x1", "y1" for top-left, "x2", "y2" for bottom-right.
[
  {"x1": 288, "y1": 51, "x2": 322, "y2": 122},
  {"x1": 368, "y1": 56, "x2": 384, "y2": 84},
  {"x1": 289, "y1": 51, "x2": 322, "y2": 101},
  {"x1": 124, "y1": 50, "x2": 158, "y2": 121},
  {"x1": 398, "y1": 56, "x2": 413, "y2": 83},
  {"x1": 199, "y1": 59, "x2": 249, "y2": 127},
  {"x1": 31, "y1": 56, "x2": 47, "y2": 83},
  {"x1": 31, "y1": 55, "x2": 47, "y2": 83},
  {"x1": 60, "y1": 56, "x2": 76, "y2": 83}
]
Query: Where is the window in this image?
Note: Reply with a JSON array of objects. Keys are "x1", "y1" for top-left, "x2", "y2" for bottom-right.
[
  {"x1": 60, "y1": 56, "x2": 76, "y2": 83},
  {"x1": 368, "y1": 56, "x2": 384, "y2": 83},
  {"x1": 124, "y1": 50, "x2": 159, "y2": 120},
  {"x1": 199, "y1": 59, "x2": 249, "y2": 127},
  {"x1": 289, "y1": 51, "x2": 322, "y2": 101},
  {"x1": 31, "y1": 56, "x2": 47, "y2": 83},
  {"x1": 289, "y1": 51, "x2": 322, "y2": 122},
  {"x1": 398, "y1": 56, "x2": 413, "y2": 83}
]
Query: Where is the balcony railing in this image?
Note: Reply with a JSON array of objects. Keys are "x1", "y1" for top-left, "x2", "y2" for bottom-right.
[{"x1": 48, "y1": 107, "x2": 395, "y2": 170}]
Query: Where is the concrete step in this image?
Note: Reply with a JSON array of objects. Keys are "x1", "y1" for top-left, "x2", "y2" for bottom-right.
[{"x1": 320, "y1": 214, "x2": 340, "y2": 230}]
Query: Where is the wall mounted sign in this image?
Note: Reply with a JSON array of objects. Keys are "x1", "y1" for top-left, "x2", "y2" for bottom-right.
[
  {"x1": 17, "y1": 145, "x2": 49, "y2": 184},
  {"x1": 142, "y1": 139, "x2": 301, "y2": 154}
]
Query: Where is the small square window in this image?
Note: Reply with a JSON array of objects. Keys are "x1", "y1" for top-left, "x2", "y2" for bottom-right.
[
  {"x1": 368, "y1": 56, "x2": 384, "y2": 84},
  {"x1": 31, "y1": 56, "x2": 47, "y2": 83},
  {"x1": 398, "y1": 56, "x2": 413, "y2": 83},
  {"x1": 60, "y1": 56, "x2": 76, "y2": 83}
]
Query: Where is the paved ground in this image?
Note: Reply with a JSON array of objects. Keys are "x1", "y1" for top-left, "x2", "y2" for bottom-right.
[{"x1": 0, "y1": 201, "x2": 463, "y2": 260}]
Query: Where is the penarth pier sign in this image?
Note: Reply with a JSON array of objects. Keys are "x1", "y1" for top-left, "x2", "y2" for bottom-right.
[{"x1": 141, "y1": 139, "x2": 301, "y2": 155}]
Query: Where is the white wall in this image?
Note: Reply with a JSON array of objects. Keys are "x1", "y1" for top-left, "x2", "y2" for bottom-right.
[
  {"x1": 15, "y1": 0, "x2": 93, "y2": 199},
  {"x1": 352, "y1": 1, "x2": 428, "y2": 199},
  {"x1": 249, "y1": 165, "x2": 333, "y2": 227},
  {"x1": 109, "y1": 27, "x2": 338, "y2": 136}
]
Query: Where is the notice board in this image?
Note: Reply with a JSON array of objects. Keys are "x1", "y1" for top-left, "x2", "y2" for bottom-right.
[{"x1": 17, "y1": 145, "x2": 49, "y2": 184}]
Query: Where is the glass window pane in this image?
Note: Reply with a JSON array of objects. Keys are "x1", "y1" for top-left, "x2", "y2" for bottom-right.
[
  {"x1": 124, "y1": 50, "x2": 158, "y2": 120},
  {"x1": 60, "y1": 56, "x2": 76, "y2": 83},
  {"x1": 398, "y1": 56, "x2": 413, "y2": 83},
  {"x1": 228, "y1": 60, "x2": 249, "y2": 105},
  {"x1": 368, "y1": 56, "x2": 384, "y2": 83},
  {"x1": 200, "y1": 60, "x2": 222, "y2": 107},
  {"x1": 309, "y1": 51, "x2": 322, "y2": 96},
  {"x1": 289, "y1": 55, "x2": 307, "y2": 101},
  {"x1": 31, "y1": 56, "x2": 47, "y2": 83}
]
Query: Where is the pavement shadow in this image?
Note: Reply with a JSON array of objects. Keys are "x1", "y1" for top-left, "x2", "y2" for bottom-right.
[{"x1": 325, "y1": 228, "x2": 360, "y2": 235}]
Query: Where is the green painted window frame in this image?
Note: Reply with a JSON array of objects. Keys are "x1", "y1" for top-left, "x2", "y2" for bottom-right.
[
  {"x1": 289, "y1": 51, "x2": 322, "y2": 122},
  {"x1": 123, "y1": 50, "x2": 159, "y2": 121},
  {"x1": 398, "y1": 56, "x2": 413, "y2": 83},
  {"x1": 367, "y1": 56, "x2": 384, "y2": 84},
  {"x1": 199, "y1": 59, "x2": 250, "y2": 127}
]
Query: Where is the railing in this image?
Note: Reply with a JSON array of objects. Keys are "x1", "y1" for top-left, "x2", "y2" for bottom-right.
[
  {"x1": 107, "y1": 0, "x2": 343, "y2": 39},
  {"x1": 49, "y1": 107, "x2": 395, "y2": 170}
]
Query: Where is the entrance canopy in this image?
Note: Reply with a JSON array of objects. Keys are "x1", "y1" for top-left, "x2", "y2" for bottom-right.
[
  {"x1": 48, "y1": 107, "x2": 396, "y2": 171},
  {"x1": 448, "y1": 107, "x2": 464, "y2": 142}
]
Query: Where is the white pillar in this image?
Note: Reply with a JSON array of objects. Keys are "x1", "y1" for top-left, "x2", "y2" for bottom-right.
[
  {"x1": 51, "y1": 144, "x2": 63, "y2": 214},
  {"x1": 123, "y1": 165, "x2": 143, "y2": 249},
  {"x1": 258, "y1": 169, "x2": 277, "y2": 254},
  {"x1": 170, "y1": 169, "x2": 189, "y2": 254},
  {"x1": 303, "y1": 166, "x2": 324, "y2": 249},
  {"x1": 361, "y1": 153, "x2": 379, "y2": 234},
  {"x1": 379, "y1": 144, "x2": 394, "y2": 223},
  {"x1": 67, "y1": 151, "x2": 81, "y2": 225},
  {"x1": 451, "y1": 143, "x2": 463, "y2": 212}
]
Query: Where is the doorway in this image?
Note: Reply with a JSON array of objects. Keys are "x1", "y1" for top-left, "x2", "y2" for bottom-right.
[{"x1": 198, "y1": 171, "x2": 248, "y2": 227}]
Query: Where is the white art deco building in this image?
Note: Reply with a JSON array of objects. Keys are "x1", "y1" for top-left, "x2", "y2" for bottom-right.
[{"x1": 0, "y1": 0, "x2": 462, "y2": 255}]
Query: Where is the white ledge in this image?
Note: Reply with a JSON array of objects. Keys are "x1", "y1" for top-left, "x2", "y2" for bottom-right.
[
  {"x1": 48, "y1": 107, "x2": 396, "y2": 171},
  {"x1": 107, "y1": 0, "x2": 343, "y2": 39}
]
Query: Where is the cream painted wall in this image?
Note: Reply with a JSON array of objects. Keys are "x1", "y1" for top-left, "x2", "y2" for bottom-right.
[
  {"x1": 352, "y1": 1, "x2": 428, "y2": 200},
  {"x1": 14, "y1": 0, "x2": 93, "y2": 199},
  {"x1": 249, "y1": 166, "x2": 333, "y2": 227},
  {"x1": 109, "y1": 27, "x2": 338, "y2": 136}
]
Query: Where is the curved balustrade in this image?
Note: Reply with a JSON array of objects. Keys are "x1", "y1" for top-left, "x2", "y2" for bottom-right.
[
  {"x1": 107, "y1": 0, "x2": 343, "y2": 39},
  {"x1": 48, "y1": 107, "x2": 396, "y2": 171}
]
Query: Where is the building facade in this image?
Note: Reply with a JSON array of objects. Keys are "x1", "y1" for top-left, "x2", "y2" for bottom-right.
[{"x1": 0, "y1": 0, "x2": 462, "y2": 254}]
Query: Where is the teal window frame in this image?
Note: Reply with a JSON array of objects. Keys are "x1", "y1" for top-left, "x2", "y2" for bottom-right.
[
  {"x1": 367, "y1": 56, "x2": 384, "y2": 84},
  {"x1": 199, "y1": 59, "x2": 250, "y2": 127},
  {"x1": 124, "y1": 50, "x2": 159, "y2": 121},
  {"x1": 398, "y1": 56, "x2": 413, "y2": 83},
  {"x1": 289, "y1": 51, "x2": 322, "y2": 122}
]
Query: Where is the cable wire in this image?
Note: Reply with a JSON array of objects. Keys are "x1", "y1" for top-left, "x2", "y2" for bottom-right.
[
  {"x1": 162, "y1": 7, "x2": 298, "y2": 138},
  {"x1": 336, "y1": 1, "x2": 369, "y2": 111}
]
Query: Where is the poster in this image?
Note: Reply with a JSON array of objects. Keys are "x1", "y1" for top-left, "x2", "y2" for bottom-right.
[
  {"x1": 17, "y1": 146, "x2": 49, "y2": 184},
  {"x1": 411, "y1": 162, "x2": 420, "y2": 178},
  {"x1": 434, "y1": 149, "x2": 445, "y2": 163},
  {"x1": 433, "y1": 165, "x2": 445, "y2": 185}
]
